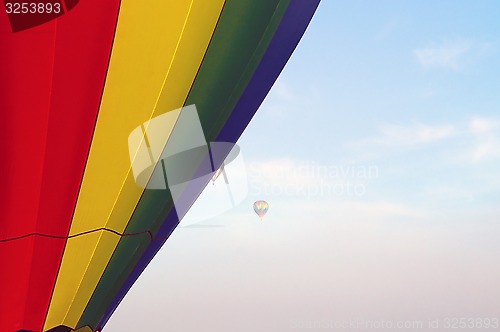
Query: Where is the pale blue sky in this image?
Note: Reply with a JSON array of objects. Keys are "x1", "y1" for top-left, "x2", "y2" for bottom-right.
[{"x1": 107, "y1": 2, "x2": 500, "y2": 331}]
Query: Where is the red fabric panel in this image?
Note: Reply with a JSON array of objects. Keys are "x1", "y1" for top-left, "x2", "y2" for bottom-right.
[
  {"x1": 0, "y1": 1, "x2": 120, "y2": 330},
  {"x1": 0, "y1": 237, "x2": 66, "y2": 331},
  {"x1": 0, "y1": 13, "x2": 55, "y2": 241}
]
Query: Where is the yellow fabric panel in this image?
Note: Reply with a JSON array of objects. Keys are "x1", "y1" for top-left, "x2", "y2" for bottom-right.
[
  {"x1": 44, "y1": 0, "x2": 225, "y2": 330},
  {"x1": 69, "y1": 0, "x2": 225, "y2": 235},
  {"x1": 43, "y1": 231, "x2": 120, "y2": 330}
]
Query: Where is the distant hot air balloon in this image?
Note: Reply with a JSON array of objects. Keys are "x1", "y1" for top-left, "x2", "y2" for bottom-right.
[
  {"x1": 253, "y1": 201, "x2": 269, "y2": 220},
  {"x1": 0, "y1": 0, "x2": 320, "y2": 331}
]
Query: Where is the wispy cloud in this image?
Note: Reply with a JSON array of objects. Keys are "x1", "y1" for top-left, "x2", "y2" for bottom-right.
[
  {"x1": 263, "y1": 79, "x2": 322, "y2": 118},
  {"x1": 414, "y1": 39, "x2": 493, "y2": 71},
  {"x1": 414, "y1": 40, "x2": 472, "y2": 70},
  {"x1": 272, "y1": 80, "x2": 296, "y2": 101},
  {"x1": 351, "y1": 117, "x2": 500, "y2": 161},
  {"x1": 354, "y1": 122, "x2": 457, "y2": 147},
  {"x1": 471, "y1": 140, "x2": 500, "y2": 161},
  {"x1": 262, "y1": 80, "x2": 298, "y2": 117},
  {"x1": 468, "y1": 118, "x2": 500, "y2": 161},
  {"x1": 469, "y1": 117, "x2": 500, "y2": 134}
]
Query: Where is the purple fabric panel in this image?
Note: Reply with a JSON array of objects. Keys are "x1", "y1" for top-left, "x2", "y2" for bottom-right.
[{"x1": 97, "y1": 0, "x2": 320, "y2": 329}]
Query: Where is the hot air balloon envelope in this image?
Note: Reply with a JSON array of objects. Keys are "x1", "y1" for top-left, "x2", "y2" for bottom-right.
[
  {"x1": 253, "y1": 200, "x2": 269, "y2": 220},
  {"x1": 0, "y1": 0, "x2": 320, "y2": 331}
]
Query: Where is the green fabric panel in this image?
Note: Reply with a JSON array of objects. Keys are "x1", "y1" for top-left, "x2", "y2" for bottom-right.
[
  {"x1": 75, "y1": 233, "x2": 151, "y2": 330},
  {"x1": 191, "y1": 0, "x2": 290, "y2": 139},
  {"x1": 78, "y1": 0, "x2": 289, "y2": 328}
]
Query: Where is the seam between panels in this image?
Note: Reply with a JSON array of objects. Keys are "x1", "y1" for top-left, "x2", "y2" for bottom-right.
[
  {"x1": 74, "y1": 0, "x2": 216, "y2": 328},
  {"x1": 103, "y1": 0, "x2": 195, "y2": 235},
  {"x1": 27, "y1": 14, "x2": 58, "y2": 331},
  {"x1": 41, "y1": 0, "x2": 124, "y2": 330},
  {"x1": 0, "y1": 228, "x2": 153, "y2": 243},
  {"x1": 207, "y1": 0, "x2": 289, "y2": 140},
  {"x1": 92, "y1": 1, "x2": 229, "y2": 329},
  {"x1": 153, "y1": 0, "x2": 231, "y2": 232}
]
